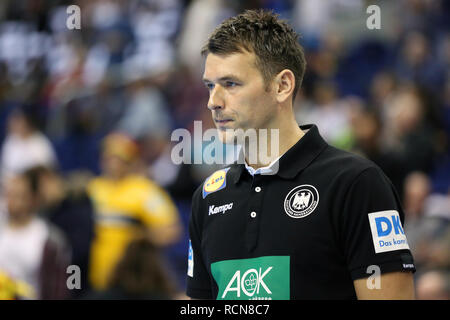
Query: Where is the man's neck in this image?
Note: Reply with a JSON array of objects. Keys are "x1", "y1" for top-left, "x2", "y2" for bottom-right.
[
  {"x1": 105, "y1": 172, "x2": 128, "y2": 182},
  {"x1": 243, "y1": 119, "x2": 304, "y2": 170},
  {"x1": 8, "y1": 215, "x2": 34, "y2": 229}
]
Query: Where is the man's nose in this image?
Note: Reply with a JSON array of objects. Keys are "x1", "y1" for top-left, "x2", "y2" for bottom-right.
[{"x1": 207, "y1": 86, "x2": 225, "y2": 111}]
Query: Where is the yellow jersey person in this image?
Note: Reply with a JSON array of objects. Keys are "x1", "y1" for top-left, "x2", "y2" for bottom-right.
[{"x1": 88, "y1": 133, "x2": 181, "y2": 291}]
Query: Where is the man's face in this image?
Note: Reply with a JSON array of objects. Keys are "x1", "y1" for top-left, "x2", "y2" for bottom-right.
[
  {"x1": 6, "y1": 176, "x2": 35, "y2": 220},
  {"x1": 38, "y1": 171, "x2": 64, "y2": 207},
  {"x1": 203, "y1": 51, "x2": 277, "y2": 144},
  {"x1": 101, "y1": 153, "x2": 130, "y2": 179}
]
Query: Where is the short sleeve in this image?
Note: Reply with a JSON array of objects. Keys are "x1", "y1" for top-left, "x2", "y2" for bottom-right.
[
  {"x1": 340, "y1": 166, "x2": 416, "y2": 280},
  {"x1": 186, "y1": 188, "x2": 213, "y2": 299}
]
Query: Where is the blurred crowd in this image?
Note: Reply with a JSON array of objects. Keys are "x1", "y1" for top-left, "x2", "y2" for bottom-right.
[{"x1": 0, "y1": 0, "x2": 448, "y2": 300}]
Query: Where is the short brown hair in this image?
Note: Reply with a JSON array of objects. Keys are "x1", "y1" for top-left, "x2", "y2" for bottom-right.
[{"x1": 202, "y1": 9, "x2": 306, "y2": 100}]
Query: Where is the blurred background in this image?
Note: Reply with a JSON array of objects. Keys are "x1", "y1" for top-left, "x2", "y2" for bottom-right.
[{"x1": 0, "y1": 0, "x2": 448, "y2": 300}]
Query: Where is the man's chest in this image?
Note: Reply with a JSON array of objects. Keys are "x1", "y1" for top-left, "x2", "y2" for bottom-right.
[
  {"x1": 199, "y1": 175, "x2": 342, "y2": 264},
  {"x1": 196, "y1": 175, "x2": 355, "y2": 300}
]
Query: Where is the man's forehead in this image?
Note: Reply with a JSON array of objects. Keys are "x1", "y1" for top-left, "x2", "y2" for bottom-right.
[
  {"x1": 7, "y1": 176, "x2": 29, "y2": 191},
  {"x1": 203, "y1": 51, "x2": 258, "y2": 80}
]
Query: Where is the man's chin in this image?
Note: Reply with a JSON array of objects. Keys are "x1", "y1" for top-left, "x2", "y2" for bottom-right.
[{"x1": 217, "y1": 128, "x2": 236, "y2": 144}]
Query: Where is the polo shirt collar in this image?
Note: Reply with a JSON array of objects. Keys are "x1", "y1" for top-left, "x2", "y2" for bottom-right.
[
  {"x1": 231, "y1": 124, "x2": 328, "y2": 183},
  {"x1": 244, "y1": 154, "x2": 283, "y2": 176}
]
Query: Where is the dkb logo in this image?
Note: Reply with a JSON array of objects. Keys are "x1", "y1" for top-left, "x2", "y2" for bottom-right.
[
  {"x1": 368, "y1": 210, "x2": 410, "y2": 253},
  {"x1": 375, "y1": 214, "x2": 404, "y2": 236}
]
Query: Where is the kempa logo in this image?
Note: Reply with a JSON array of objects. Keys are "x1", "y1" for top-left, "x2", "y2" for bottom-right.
[
  {"x1": 222, "y1": 267, "x2": 272, "y2": 299},
  {"x1": 209, "y1": 203, "x2": 233, "y2": 216},
  {"x1": 284, "y1": 185, "x2": 319, "y2": 218}
]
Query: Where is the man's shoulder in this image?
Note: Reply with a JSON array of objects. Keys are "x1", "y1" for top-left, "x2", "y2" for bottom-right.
[{"x1": 315, "y1": 145, "x2": 383, "y2": 181}]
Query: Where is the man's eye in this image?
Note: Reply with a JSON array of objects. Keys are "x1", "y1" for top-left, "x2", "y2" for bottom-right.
[
  {"x1": 225, "y1": 81, "x2": 237, "y2": 87},
  {"x1": 205, "y1": 83, "x2": 214, "y2": 90}
]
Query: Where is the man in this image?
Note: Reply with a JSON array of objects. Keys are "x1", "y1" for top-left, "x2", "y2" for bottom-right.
[
  {"x1": 28, "y1": 165, "x2": 95, "y2": 298},
  {"x1": 186, "y1": 10, "x2": 415, "y2": 300},
  {"x1": 0, "y1": 172, "x2": 70, "y2": 299},
  {"x1": 88, "y1": 132, "x2": 181, "y2": 291},
  {"x1": 0, "y1": 108, "x2": 57, "y2": 185}
]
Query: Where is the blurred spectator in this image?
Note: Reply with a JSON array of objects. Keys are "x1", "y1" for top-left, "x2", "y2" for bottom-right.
[
  {"x1": 87, "y1": 132, "x2": 181, "y2": 291},
  {"x1": 297, "y1": 81, "x2": 352, "y2": 148},
  {"x1": 84, "y1": 236, "x2": 177, "y2": 300},
  {"x1": 0, "y1": 108, "x2": 57, "y2": 184},
  {"x1": 177, "y1": 0, "x2": 235, "y2": 75},
  {"x1": 403, "y1": 171, "x2": 432, "y2": 256},
  {"x1": 348, "y1": 104, "x2": 381, "y2": 158},
  {"x1": 395, "y1": 31, "x2": 446, "y2": 96},
  {"x1": 26, "y1": 166, "x2": 95, "y2": 298},
  {"x1": 404, "y1": 171, "x2": 431, "y2": 220},
  {"x1": 369, "y1": 71, "x2": 398, "y2": 118},
  {"x1": 403, "y1": 172, "x2": 450, "y2": 271},
  {"x1": 0, "y1": 270, "x2": 36, "y2": 300},
  {"x1": 0, "y1": 171, "x2": 70, "y2": 299},
  {"x1": 116, "y1": 78, "x2": 172, "y2": 139},
  {"x1": 381, "y1": 87, "x2": 437, "y2": 196},
  {"x1": 416, "y1": 270, "x2": 450, "y2": 300},
  {"x1": 350, "y1": 86, "x2": 439, "y2": 199}
]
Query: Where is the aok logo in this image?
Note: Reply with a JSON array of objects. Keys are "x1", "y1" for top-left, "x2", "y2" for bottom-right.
[
  {"x1": 368, "y1": 210, "x2": 410, "y2": 253},
  {"x1": 211, "y1": 256, "x2": 290, "y2": 300},
  {"x1": 222, "y1": 267, "x2": 273, "y2": 299}
]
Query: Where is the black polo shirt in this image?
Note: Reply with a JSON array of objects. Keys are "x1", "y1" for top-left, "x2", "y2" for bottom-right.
[{"x1": 186, "y1": 124, "x2": 415, "y2": 300}]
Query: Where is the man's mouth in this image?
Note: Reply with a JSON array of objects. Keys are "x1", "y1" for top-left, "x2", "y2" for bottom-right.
[
  {"x1": 214, "y1": 119, "x2": 234, "y2": 127},
  {"x1": 215, "y1": 119, "x2": 233, "y2": 124}
]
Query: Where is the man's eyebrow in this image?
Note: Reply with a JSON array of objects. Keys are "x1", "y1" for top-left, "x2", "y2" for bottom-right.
[{"x1": 202, "y1": 75, "x2": 242, "y2": 83}]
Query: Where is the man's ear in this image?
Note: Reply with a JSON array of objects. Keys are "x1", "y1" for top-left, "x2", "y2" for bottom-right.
[{"x1": 274, "y1": 69, "x2": 295, "y2": 104}]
